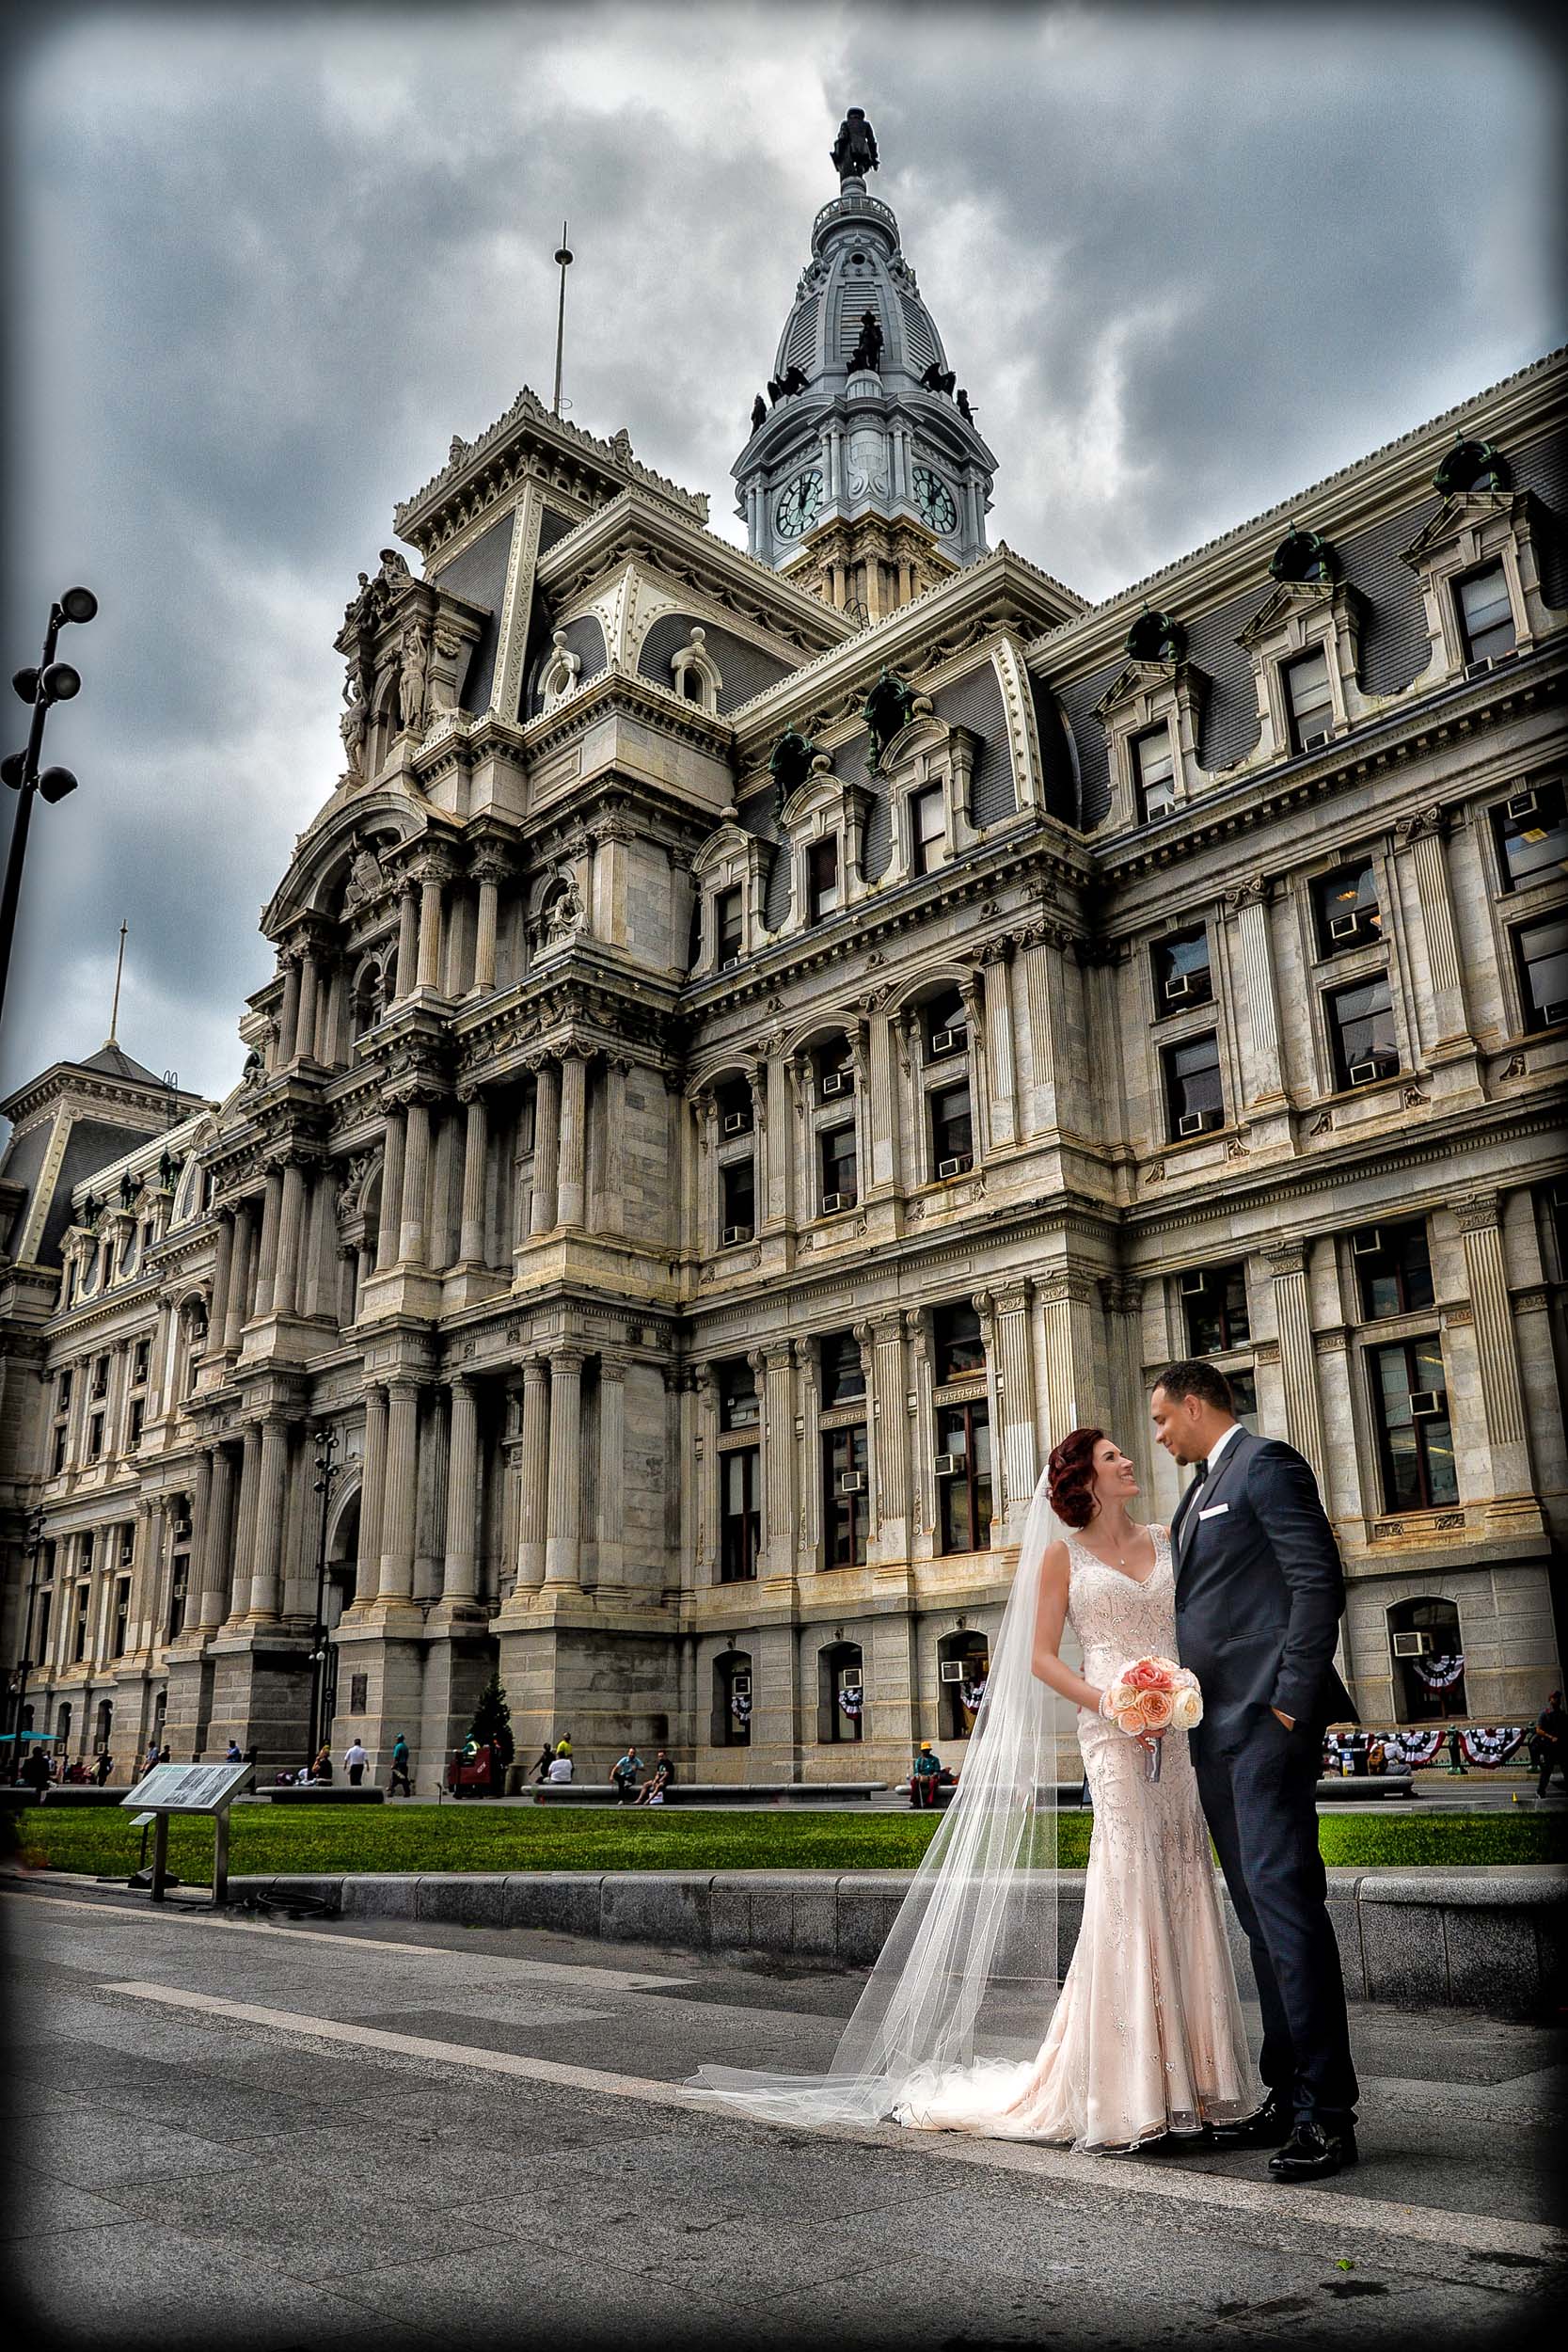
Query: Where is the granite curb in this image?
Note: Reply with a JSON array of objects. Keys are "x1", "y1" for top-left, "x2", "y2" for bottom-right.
[{"x1": 228, "y1": 1863, "x2": 1568, "y2": 2014}]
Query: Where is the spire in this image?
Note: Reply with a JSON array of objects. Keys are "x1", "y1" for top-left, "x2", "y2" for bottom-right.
[
  {"x1": 105, "y1": 918, "x2": 128, "y2": 1047},
  {"x1": 733, "y1": 106, "x2": 997, "y2": 619}
]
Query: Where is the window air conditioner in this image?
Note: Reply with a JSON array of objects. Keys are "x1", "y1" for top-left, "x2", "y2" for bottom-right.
[
  {"x1": 731, "y1": 1673, "x2": 752, "y2": 1695},
  {"x1": 819, "y1": 1070, "x2": 848, "y2": 1098},
  {"x1": 721, "y1": 1111, "x2": 750, "y2": 1136},
  {"x1": 171, "y1": 1578, "x2": 188, "y2": 1601},
  {"x1": 940, "y1": 1661, "x2": 964, "y2": 1683},
  {"x1": 930, "y1": 1026, "x2": 964, "y2": 1057},
  {"x1": 1465, "y1": 658, "x2": 1495, "y2": 677},
  {"x1": 1504, "y1": 789, "x2": 1540, "y2": 822},
  {"x1": 836, "y1": 1471, "x2": 866, "y2": 1495},
  {"x1": 1180, "y1": 1269, "x2": 1208, "y2": 1296},
  {"x1": 937, "y1": 1154, "x2": 972, "y2": 1179},
  {"x1": 1164, "y1": 974, "x2": 1192, "y2": 1000},
  {"x1": 1176, "y1": 1111, "x2": 1207, "y2": 1137},
  {"x1": 840, "y1": 1670, "x2": 863, "y2": 1692},
  {"x1": 1328, "y1": 912, "x2": 1365, "y2": 944},
  {"x1": 1543, "y1": 1001, "x2": 1568, "y2": 1025},
  {"x1": 1348, "y1": 1058, "x2": 1383, "y2": 1087},
  {"x1": 721, "y1": 1224, "x2": 752, "y2": 1247},
  {"x1": 933, "y1": 1452, "x2": 964, "y2": 1477},
  {"x1": 1391, "y1": 1631, "x2": 1431, "y2": 1658},
  {"x1": 1409, "y1": 1390, "x2": 1447, "y2": 1418},
  {"x1": 1300, "y1": 723, "x2": 1332, "y2": 750},
  {"x1": 1352, "y1": 1229, "x2": 1383, "y2": 1257}
]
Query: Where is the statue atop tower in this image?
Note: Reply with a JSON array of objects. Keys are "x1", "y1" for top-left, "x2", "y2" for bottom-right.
[{"x1": 831, "y1": 107, "x2": 879, "y2": 183}]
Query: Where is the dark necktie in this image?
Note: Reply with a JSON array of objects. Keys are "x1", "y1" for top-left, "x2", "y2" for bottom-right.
[{"x1": 1192, "y1": 1459, "x2": 1209, "y2": 1485}]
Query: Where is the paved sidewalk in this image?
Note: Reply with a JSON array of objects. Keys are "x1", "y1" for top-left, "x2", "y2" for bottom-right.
[{"x1": 3, "y1": 1876, "x2": 1562, "y2": 2350}]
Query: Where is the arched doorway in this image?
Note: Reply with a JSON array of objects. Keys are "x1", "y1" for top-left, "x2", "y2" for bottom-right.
[
  {"x1": 938, "y1": 1630, "x2": 990, "y2": 1740},
  {"x1": 1389, "y1": 1596, "x2": 1466, "y2": 1721},
  {"x1": 94, "y1": 1699, "x2": 113, "y2": 1758},
  {"x1": 320, "y1": 1486, "x2": 362, "y2": 1738},
  {"x1": 712, "y1": 1650, "x2": 752, "y2": 1748},
  {"x1": 818, "y1": 1642, "x2": 864, "y2": 1745}
]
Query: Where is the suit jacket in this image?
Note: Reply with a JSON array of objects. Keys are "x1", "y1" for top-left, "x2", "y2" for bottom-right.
[{"x1": 1171, "y1": 1427, "x2": 1354, "y2": 1755}]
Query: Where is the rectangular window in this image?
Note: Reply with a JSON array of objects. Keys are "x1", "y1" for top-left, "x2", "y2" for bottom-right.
[
  {"x1": 1513, "y1": 914, "x2": 1568, "y2": 1031},
  {"x1": 715, "y1": 887, "x2": 744, "y2": 966},
  {"x1": 58, "y1": 1368, "x2": 72, "y2": 1411},
  {"x1": 1370, "y1": 1337, "x2": 1457, "y2": 1511},
  {"x1": 1455, "y1": 562, "x2": 1515, "y2": 666},
  {"x1": 34, "y1": 1591, "x2": 51, "y2": 1661},
  {"x1": 822, "y1": 1424, "x2": 869, "y2": 1567},
  {"x1": 127, "y1": 1397, "x2": 145, "y2": 1447},
  {"x1": 1313, "y1": 861, "x2": 1382, "y2": 956},
  {"x1": 51, "y1": 1424, "x2": 67, "y2": 1476},
  {"x1": 1164, "y1": 1031, "x2": 1224, "y2": 1138},
  {"x1": 928, "y1": 1082, "x2": 974, "y2": 1175},
  {"x1": 131, "y1": 1337, "x2": 150, "y2": 1386},
  {"x1": 718, "y1": 1360, "x2": 759, "y2": 1433},
  {"x1": 1354, "y1": 1220, "x2": 1435, "y2": 1319},
  {"x1": 111, "y1": 1577, "x2": 131, "y2": 1660},
  {"x1": 816, "y1": 1041, "x2": 853, "y2": 1102},
  {"x1": 819, "y1": 1330, "x2": 866, "y2": 1407},
  {"x1": 818, "y1": 1124, "x2": 857, "y2": 1212},
  {"x1": 1283, "y1": 647, "x2": 1335, "y2": 753},
  {"x1": 167, "y1": 1560, "x2": 188, "y2": 1643},
  {"x1": 87, "y1": 1414, "x2": 104, "y2": 1463},
  {"x1": 720, "y1": 1155, "x2": 755, "y2": 1241},
  {"x1": 938, "y1": 1402, "x2": 992, "y2": 1554},
  {"x1": 1132, "y1": 725, "x2": 1176, "y2": 821},
  {"x1": 911, "y1": 785, "x2": 945, "y2": 875},
  {"x1": 808, "y1": 835, "x2": 841, "y2": 923},
  {"x1": 933, "y1": 1301, "x2": 985, "y2": 1383},
  {"x1": 1151, "y1": 926, "x2": 1212, "y2": 1014},
  {"x1": 1493, "y1": 780, "x2": 1568, "y2": 894},
  {"x1": 1327, "y1": 974, "x2": 1399, "y2": 1088},
  {"x1": 924, "y1": 991, "x2": 968, "y2": 1060},
  {"x1": 1181, "y1": 1263, "x2": 1250, "y2": 1354},
  {"x1": 720, "y1": 1448, "x2": 760, "y2": 1582},
  {"x1": 1227, "y1": 1369, "x2": 1259, "y2": 1435},
  {"x1": 72, "y1": 1585, "x2": 90, "y2": 1663},
  {"x1": 90, "y1": 1357, "x2": 108, "y2": 1400}
]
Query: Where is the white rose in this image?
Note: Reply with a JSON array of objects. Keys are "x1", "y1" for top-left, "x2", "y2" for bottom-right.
[
  {"x1": 1105, "y1": 1678, "x2": 1137, "y2": 1716},
  {"x1": 1170, "y1": 1685, "x2": 1204, "y2": 1732}
]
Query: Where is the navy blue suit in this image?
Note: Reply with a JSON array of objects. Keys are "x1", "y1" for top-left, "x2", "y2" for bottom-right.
[{"x1": 1172, "y1": 1427, "x2": 1358, "y2": 2129}]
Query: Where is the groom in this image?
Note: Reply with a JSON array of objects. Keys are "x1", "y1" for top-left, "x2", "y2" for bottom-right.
[{"x1": 1151, "y1": 1359, "x2": 1358, "y2": 2181}]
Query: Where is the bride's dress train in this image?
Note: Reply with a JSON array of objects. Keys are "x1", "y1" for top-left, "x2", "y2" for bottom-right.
[{"x1": 895, "y1": 1527, "x2": 1257, "y2": 2151}]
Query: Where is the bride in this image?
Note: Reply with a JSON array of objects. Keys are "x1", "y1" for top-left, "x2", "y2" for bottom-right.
[{"x1": 689, "y1": 1427, "x2": 1261, "y2": 2153}]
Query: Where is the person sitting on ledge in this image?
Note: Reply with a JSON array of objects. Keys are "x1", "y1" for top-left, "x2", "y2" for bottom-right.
[{"x1": 910, "y1": 1740, "x2": 943, "y2": 1808}]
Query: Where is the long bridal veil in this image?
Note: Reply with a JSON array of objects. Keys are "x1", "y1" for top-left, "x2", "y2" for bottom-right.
[{"x1": 688, "y1": 1469, "x2": 1069, "y2": 2126}]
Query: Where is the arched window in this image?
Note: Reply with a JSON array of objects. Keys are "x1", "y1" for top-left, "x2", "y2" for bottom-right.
[
  {"x1": 350, "y1": 959, "x2": 387, "y2": 1040},
  {"x1": 94, "y1": 1698, "x2": 113, "y2": 1756},
  {"x1": 1388, "y1": 1596, "x2": 1465, "y2": 1724},
  {"x1": 671, "y1": 626, "x2": 722, "y2": 712},
  {"x1": 55, "y1": 1700, "x2": 72, "y2": 1751},
  {"x1": 938, "y1": 1630, "x2": 990, "y2": 1740},
  {"x1": 712, "y1": 1650, "x2": 752, "y2": 1748},
  {"x1": 818, "y1": 1641, "x2": 864, "y2": 1745}
]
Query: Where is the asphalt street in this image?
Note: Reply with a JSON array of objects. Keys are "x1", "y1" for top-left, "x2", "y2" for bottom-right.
[{"x1": 3, "y1": 1876, "x2": 1563, "y2": 2351}]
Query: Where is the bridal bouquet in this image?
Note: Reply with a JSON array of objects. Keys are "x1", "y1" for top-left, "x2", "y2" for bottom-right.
[{"x1": 1101, "y1": 1657, "x2": 1203, "y2": 1782}]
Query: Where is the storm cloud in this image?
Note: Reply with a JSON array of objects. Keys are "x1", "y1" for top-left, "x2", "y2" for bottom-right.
[{"x1": 1, "y1": 0, "x2": 1560, "y2": 1105}]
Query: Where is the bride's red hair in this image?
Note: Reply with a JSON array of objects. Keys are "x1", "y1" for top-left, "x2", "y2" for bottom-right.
[{"x1": 1047, "y1": 1426, "x2": 1105, "y2": 1529}]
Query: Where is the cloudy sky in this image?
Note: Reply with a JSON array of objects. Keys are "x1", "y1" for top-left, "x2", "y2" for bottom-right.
[{"x1": 1, "y1": 0, "x2": 1560, "y2": 1108}]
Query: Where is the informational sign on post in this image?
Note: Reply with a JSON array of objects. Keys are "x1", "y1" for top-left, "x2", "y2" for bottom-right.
[{"x1": 120, "y1": 1760, "x2": 254, "y2": 1902}]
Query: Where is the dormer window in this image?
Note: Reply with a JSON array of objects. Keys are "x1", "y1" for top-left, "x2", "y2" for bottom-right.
[
  {"x1": 910, "y1": 784, "x2": 945, "y2": 875},
  {"x1": 670, "y1": 625, "x2": 721, "y2": 713},
  {"x1": 1401, "y1": 437, "x2": 1549, "y2": 683},
  {"x1": 716, "y1": 887, "x2": 744, "y2": 967},
  {"x1": 808, "y1": 836, "x2": 840, "y2": 922},
  {"x1": 1283, "y1": 648, "x2": 1334, "y2": 754},
  {"x1": 1454, "y1": 564, "x2": 1515, "y2": 668},
  {"x1": 1133, "y1": 724, "x2": 1176, "y2": 820}
]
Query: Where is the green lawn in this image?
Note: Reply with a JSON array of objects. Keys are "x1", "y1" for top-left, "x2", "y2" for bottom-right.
[{"x1": 8, "y1": 1802, "x2": 1563, "y2": 1886}]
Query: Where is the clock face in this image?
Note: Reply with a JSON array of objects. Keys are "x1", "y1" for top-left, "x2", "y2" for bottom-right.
[
  {"x1": 912, "y1": 465, "x2": 958, "y2": 535},
  {"x1": 774, "y1": 469, "x2": 824, "y2": 540}
]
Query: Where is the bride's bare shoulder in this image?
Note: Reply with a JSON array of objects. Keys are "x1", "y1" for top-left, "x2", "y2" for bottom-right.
[{"x1": 1038, "y1": 1534, "x2": 1072, "y2": 1579}]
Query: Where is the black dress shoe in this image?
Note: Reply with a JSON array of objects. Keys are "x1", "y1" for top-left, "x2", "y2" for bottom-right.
[
  {"x1": 1268, "y1": 2120, "x2": 1357, "y2": 2181},
  {"x1": 1207, "y1": 2093, "x2": 1292, "y2": 2151}
]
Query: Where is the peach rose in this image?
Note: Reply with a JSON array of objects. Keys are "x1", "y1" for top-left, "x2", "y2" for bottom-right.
[
  {"x1": 1114, "y1": 1695, "x2": 1151, "y2": 1734},
  {"x1": 1138, "y1": 1689, "x2": 1175, "y2": 1732},
  {"x1": 1128, "y1": 1658, "x2": 1173, "y2": 1693},
  {"x1": 1170, "y1": 1685, "x2": 1204, "y2": 1732}
]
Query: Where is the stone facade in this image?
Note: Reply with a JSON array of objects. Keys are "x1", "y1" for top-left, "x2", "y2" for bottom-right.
[{"x1": 3, "y1": 144, "x2": 1565, "y2": 1790}]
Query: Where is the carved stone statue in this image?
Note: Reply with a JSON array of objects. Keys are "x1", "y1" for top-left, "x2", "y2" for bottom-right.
[
  {"x1": 542, "y1": 874, "x2": 584, "y2": 945},
  {"x1": 342, "y1": 846, "x2": 385, "y2": 913},
  {"x1": 340, "y1": 668, "x2": 369, "y2": 781},
  {"x1": 848, "y1": 310, "x2": 884, "y2": 373},
  {"x1": 397, "y1": 621, "x2": 428, "y2": 734},
  {"x1": 378, "y1": 546, "x2": 412, "y2": 588},
  {"x1": 751, "y1": 393, "x2": 767, "y2": 431},
  {"x1": 831, "y1": 107, "x2": 879, "y2": 183}
]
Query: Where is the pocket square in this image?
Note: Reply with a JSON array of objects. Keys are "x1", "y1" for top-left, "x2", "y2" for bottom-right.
[{"x1": 1197, "y1": 1502, "x2": 1230, "y2": 1519}]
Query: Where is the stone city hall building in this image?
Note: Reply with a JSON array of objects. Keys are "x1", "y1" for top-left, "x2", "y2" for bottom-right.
[{"x1": 3, "y1": 120, "x2": 1565, "y2": 1788}]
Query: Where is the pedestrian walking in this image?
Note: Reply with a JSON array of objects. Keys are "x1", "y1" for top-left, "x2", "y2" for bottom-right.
[
  {"x1": 610, "y1": 1745, "x2": 642, "y2": 1804},
  {"x1": 1445, "y1": 1724, "x2": 1469, "y2": 1776},
  {"x1": 92, "y1": 1750, "x2": 113, "y2": 1787},
  {"x1": 143, "y1": 1737, "x2": 161, "y2": 1777},
  {"x1": 388, "y1": 1734, "x2": 412, "y2": 1798},
  {"x1": 20, "y1": 1744, "x2": 51, "y2": 1797},
  {"x1": 1535, "y1": 1692, "x2": 1565, "y2": 1799},
  {"x1": 343, "y1": 1736, "x2": 370, "y2": 1787}
]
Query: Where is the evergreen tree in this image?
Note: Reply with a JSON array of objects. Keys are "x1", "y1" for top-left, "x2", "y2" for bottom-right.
[{"x1": 467, "y1": 1675, "x2": 515, "y2": 1767}]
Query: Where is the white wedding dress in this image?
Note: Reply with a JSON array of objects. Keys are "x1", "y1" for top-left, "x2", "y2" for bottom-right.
[{"x1": 895, "y1": 1525, "x2": 1259, "y2": 2151}]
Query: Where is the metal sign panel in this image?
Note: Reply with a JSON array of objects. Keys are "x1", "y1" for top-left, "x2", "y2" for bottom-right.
[{"x1": 122, "y1": 1762, "x2": 252, "y2": 1815}]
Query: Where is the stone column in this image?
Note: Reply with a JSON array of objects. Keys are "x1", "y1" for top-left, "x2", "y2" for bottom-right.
[
  {"x1": 865, "y1": 1010, "x2": 901, "y2": 1195},
  {"x1": 544, "y1": 1348, "x2": 585, "y2": 1585},
  {"x1": 1398, "y1": 807, "x2": 1472, "y2": 1051},
  {"x1": 958, "y1": 972, "x2": 990, "y2": 1161},
  {"x1": 1037, "y1": 1267, "x2": 1101, "y2": 1449},
  {"x1": 1102, "y1": 1275, "x2": 1152, "y2": 1496},
  {"x1": 294, "y1": 949, "x2": 320, "y2": 1064},
  {"x1": 277, "y1": 954, "x2": 302, "y2": 1065},
  {"x1": 429, "y1": 1106, "x2": 459, "y2": 1271},
  {"x1": 399, "y1": 1095, "x2": 433, "y2": 1265},
  {"x1": 271, "y1": 1157, "x2": 309, "y2": 1319},
  {"x1": 529, "y1": 1060, "x2": 561, "y2": 1235},
  {"x1": 197, "y1": 1445, "x2": 232, "y2": 1631},
  {"x1": 207, "y1": 1212, "x2": 234, "y2": 1361},
  {"x1": 1267, "y1": 1243, "x2": 1326, "y2": 1485},
  {"x1": 1455, "y1": 1193, "x2": 1530, "y2": 1488},
  {"x1": 223, "y1": 1205, "x2": 254, "y2": 1355},
  {"x1": 355, "y1": 1384, "x2": 388, "y2": 1602},
  {"x1": 441, "y1": 1376, "x2": 481, "y2": 1606},
  {"x1": 992, "y1": 1279, "x2": 1038, "y2": 1525},
  {"x1": 457, "y1": 1088, "x2": 489, "y2": 1263},
  {"x1": 905, "y1": 1310, "x2": 936, "y2": 1559},
  {"x1": 254, "y1": 1167, "x2": 283, "y2": 1316},
  {"x1": 248, "y1": 1417, "x2": 291, "y2": 1619},
  {"x1": 471, "y1": 853, "x2": 505, "y2": 993},
  {"x1": 516, "y1": 1359, "x2": 550, "y2": 1589},
  {"x1": 596, "y1": 1355, "x2": 626, "y2": 1583},
  {"x1": 863, "y1": 1314, "x2": 905, "y2": 1566},
  {"x1": 693, "y1": 1367, "x2": 718, "y2": 1580},
  {"x1": 1225, "y1": 878, "x2": 1286, "y2": 1104},
  {"x1": 377, "y1": 1379, "x2": 421, "y2": 1602},
  {"x1": 759, "y1": 1343, "x2": 797, "y2": 1582},
  {"x1": 229, "y1": 1424, "x2": 262, "y2": 1620},
  {"x1": 557, "y1": 1051, "x2": 589, "y2": 1230},
  {"x1": 182, "y1": 1449, "x2": 212, "y2": 1634},
  {"x1": 126, "y1": 1500, "x2": 157, "y2": 1654},
  {"x1": 603, "y1": 1058, "x2": 629, "y2": 1238},
  {"x1": 982, "y1": 946, "x2": 1019, "y2": 1149},
  {"x1": 393, "y1": 883, "x2": 420, "y2": 1001},
  {"x1": 764, "y1": 1053, "x2": 790, "y2": 1227},
  {"x1": 794, "y1": 1336, "x2": 821, "y2": 1576},
  {"x1": 374, "y1": 1108, "x2": 406, "y2": 1272},
  {"x1": 1018, "y1": 929, "x2": 1064, "y2": 1136},
  {"x1": 415, "y1": 863, "x2": 446, "y2": 992}
]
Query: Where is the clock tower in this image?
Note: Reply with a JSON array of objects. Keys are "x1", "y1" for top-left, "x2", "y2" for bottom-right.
[{"x1": 734, "y1": 106, "x2": 997, "y2": 623}]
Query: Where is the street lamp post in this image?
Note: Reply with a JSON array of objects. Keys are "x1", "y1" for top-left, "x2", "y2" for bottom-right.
[
  {"x1": 308, "y1": 1427, "x2": 341, "y2": 1763},
  {"x1": 8, "y1": 1506, "x2": 46, "y2": 1777},
  {"x1": 1, "y1": 586, "x2": 98, "y2": 1030}
]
